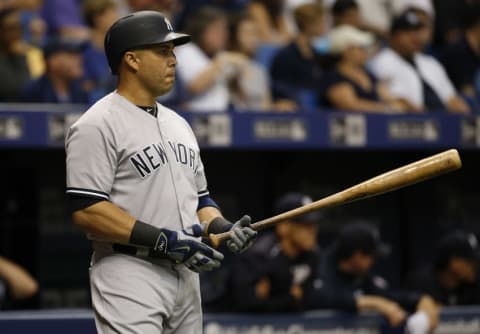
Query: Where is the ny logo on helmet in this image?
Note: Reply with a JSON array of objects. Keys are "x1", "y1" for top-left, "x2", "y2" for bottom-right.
[{"x1": 164, "y1": 17, "x2": 173, "y2": 31}]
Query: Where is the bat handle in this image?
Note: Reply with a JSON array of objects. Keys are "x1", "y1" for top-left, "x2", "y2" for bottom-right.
[{"x1": 208, "y1": 231, "x2": 231, "y2": 248}]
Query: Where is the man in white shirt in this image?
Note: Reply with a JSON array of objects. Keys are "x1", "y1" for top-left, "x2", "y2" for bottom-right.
[{"x1": 369, "y1": 10, "x2": 470, "y2": 113}]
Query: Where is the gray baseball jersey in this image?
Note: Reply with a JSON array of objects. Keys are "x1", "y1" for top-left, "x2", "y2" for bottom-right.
[
  {"x1": 66, "y1": 92, "x2": 208, "y2": 233},
  {"x1": 65, "y1": 92, "x2": 208, "y2": 333}
]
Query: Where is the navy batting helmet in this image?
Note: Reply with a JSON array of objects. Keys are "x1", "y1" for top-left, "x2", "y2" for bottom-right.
[{"x1": 104, "y1": 11, "x2": 190, "y2": 74}]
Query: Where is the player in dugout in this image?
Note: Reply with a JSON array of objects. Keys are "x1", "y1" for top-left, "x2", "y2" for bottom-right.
[
  {"x1": 408, "y1": 230, "x2": 480, "y2": 306},
  {"x1": 0, "y1": 256, "x2": 38, "y2": 309},
  {"x1": 304, "y1": 222, "x2": 439, "y2": 334},
  {"x1": 230, "y1": 192, "x2": 322, "y2": 312}
]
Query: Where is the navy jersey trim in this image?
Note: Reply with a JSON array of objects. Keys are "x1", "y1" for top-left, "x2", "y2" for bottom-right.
[
  {"x1": 197, "y1": 193, "x2": 220, "y2": 211},
  {"x1": 66, "y1": 187, "x2": 109, "y2": 200}
]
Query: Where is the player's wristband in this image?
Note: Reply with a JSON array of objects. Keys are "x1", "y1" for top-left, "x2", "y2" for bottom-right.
[
  {"x1": 129, "y1": 220, "x2": 164, "y2": 249},
  {"x1": 206, "y1": 217, "x2": 233, "y2": 234}
]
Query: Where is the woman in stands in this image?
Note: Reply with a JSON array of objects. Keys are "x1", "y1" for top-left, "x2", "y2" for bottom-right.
[
  {"x1": 246, "y1": 0, "x2": 292, "y2": 45},
  {"x1": 228, "y1": 13, "x2": 296, "y2": 111},
  {"x1": 321, "y1": 25, "x2": 408, "y2": 113}
]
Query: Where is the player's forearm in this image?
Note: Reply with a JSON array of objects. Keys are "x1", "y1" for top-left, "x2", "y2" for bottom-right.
[
  {"x1": 72, "y1": 201, "x2": 136, "y2": 244},
  {"x1": 197, "y1": 206, "x2": 223, "y2": 235},
  {"x1": 416, "y1": 295, "x2": 440, "y2": 330},
  {"x1": 356, "y1": 295, "x2": 394, "y2": 312},
  {"x1": 197, "y1": 206, "x2": 222, "y2": 223},
  {"x1": 357, "y1": 294, "x2": 407, "y2": 326},
  {"x1": 0, "y1": 256, "x2": 38, "y2": 299}
]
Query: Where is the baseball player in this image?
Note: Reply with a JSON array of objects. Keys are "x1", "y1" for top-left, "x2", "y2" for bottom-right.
[{"x1": 65, "y1": 11, "x2": 257, "y2": 334}]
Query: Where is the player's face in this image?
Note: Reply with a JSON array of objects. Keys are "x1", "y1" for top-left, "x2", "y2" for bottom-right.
[
  {"x1": 448, "y1": 257, "x2": 477, "y2": 284},
  {"x1": 289, "y1": 222, "x2": 318, "y2": 252},
  {"x1": 348, "y1": 251, "x2": 374, "y2": 276},
  {"x1": 135, "y1": 42, "x2": 177, "y2": 96}
]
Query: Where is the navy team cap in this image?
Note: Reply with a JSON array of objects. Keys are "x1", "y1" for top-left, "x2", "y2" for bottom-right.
[
  {"x1": 43, "y1": 38, "x2": 86, "y2": 58},
  {"x1": 274, "y1": 192, "x2": 322, "y2": 223},
  {"x1": 336, "y1": 221, "x2": 390, "y2": 258},
  {"x1": 391, "y1": 10, "x2": 425, "y2": 33},
  {"x1": 437, "y1": 231, "x2": 480, "y2": 262}
]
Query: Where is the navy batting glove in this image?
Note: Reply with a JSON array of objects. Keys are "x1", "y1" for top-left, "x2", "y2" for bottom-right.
[
  {"x1": 152, "y1": 224, "x2": 224, "y2": 273},
  {"x1": 227, "y1": 215, "x2": 257, "y2": 253}
]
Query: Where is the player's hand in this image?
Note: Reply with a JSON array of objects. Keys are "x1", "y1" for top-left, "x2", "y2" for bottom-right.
[
  {"x1": 381, "y1": 300, "x2": 407, "y2": 327},
  {"x1": 226, "y1": 215, "x2": 257, "y2": 253},
  {"x1": 152, "y1": 225, "x2": 224, "y2": 273},
  {"x1": 215, "y1": 51, "x2": 248, "y2": 68},
  {"x1": 405, "y1": 311, "x2": 431, "y2": 334}
]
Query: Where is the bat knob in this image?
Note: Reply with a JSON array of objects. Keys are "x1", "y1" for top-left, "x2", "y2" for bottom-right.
[{"x1": 209, "y1": 233, "x2": 221, "y2": 249}]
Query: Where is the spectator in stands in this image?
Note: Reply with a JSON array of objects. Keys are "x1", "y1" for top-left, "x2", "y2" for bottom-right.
[
  {"x1": 0, "y1": 8, "x2": 44, "y2": 102},
  {"x1": 246, "y1": 0, "x2": 292, "y2": 45},
  {"x1": 441, "y1": 3, "x2": 480, "y2": 108},
  {"x1": 22, "y1": 38, "x2": 88, "y2": 103},
  {"x1": 351, "y1": 0, "x2": 434, "y2": 40},
  {"x1": 331, "y1": 0, "x2": 362, "y2": 28},
  {"x1": 40, "y1": 0, "x2": 90, "y2": 40},
  {"x1": 432, "y1": 0, "x2": 469, "y2": 49},
  {"x1": 175, "y1": 6, "x2": 248, "y2": 112},
  {"x1": 175, "y1": 0, "x2": 247, "y2": 31},
  {"x1": 370, "y1": 10, "x2": 470, "y2": 113},
  {"x1": 230, "y1": 193, "x2": 321, "y2": 312},
  {"x1": 10, "y1": 0, "x2": 46, "y2": 46},
  {"x1": 408, "y1": 231, "x2": 480, "y2": 306},
  {"x1": 82, "y1": 0, "x2": 119, "y2": 102},
  {"x1": 306, "y1": 222, "x2": 439, "y2": 333},
  {"x1": 228, "y1": 13, "x2": 296, "y2": 111},
  {"x1": 346, "y1": 0, "x2": 391, "y2": 39},
  {"x1": 0, "y1": 255, "x2": 38, "y2": 309},
  {"x1": 320, "y1": 25, "x2": 406, "y2": 113},
  {"x1": 270, "y1": 3, "x2": 326, "y2": 110},
  {"x1": 406, "y1": 6, "x2": 434, "y2": 53}
]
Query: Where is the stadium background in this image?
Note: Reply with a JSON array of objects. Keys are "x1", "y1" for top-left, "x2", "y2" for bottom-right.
[{"x1": 0, "y1": 0, "x2": 480, "y2": 333}]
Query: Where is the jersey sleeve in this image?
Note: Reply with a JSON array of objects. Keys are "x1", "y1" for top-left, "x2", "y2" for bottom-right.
[
  {"x1": 195, "y1": 153, "x2": 209, "y2": 197},
  {"x1": 65, "y1": 123, "x2": 116, "y2": 200}
]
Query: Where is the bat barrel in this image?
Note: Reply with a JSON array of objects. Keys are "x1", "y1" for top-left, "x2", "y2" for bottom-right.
[{"x1": 208, "y1": 149, "x2": 462, "y2": 248}]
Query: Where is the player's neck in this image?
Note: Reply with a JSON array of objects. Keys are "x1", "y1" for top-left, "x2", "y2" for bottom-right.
[{"x1": 117, "y1": 80, "x2": 157, "y2": 107}]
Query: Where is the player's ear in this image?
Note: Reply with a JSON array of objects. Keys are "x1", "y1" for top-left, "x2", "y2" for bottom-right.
[{"x1": 123, "y1": 51, "x2": 140, "y2": 72}]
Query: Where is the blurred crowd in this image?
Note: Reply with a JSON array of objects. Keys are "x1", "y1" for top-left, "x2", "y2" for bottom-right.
[{"x1": 0, "y1": 0, "x2": 479, "y2": 113}]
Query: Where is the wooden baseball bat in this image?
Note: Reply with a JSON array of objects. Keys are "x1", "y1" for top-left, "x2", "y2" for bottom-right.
[{"x1": 209, "y1": 149, "x2": 462, "y2": 248}]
